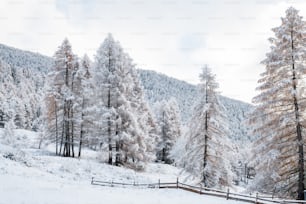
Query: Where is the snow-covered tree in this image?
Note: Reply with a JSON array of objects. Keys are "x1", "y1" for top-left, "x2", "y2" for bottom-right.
[
  {"x1": 250, "y1": 7, "x2": 306, "y2": 199},
  {"x1": 0, "y1": 59, "x2": 44, "y2": 146},
  {"x1": 127, "y1": 68, "x2": 159, "y2": 163},
  {"x1": 2, "y1": 118, "x2": 16, "y2": 145},
  {"x1": 184, "y1": 66, "x2": 232, "y2": 188},
  {"x1": 93, "y1": 34, "x2": 156, "y2": 169},
  {"x1": 155, "y1": 98, "x2": 181, "y2": 164},
  {"x1": 45, "y1": 38, "x2": 79, "y2": 157},
  {"x1": 77, "y1": 54, "x2": 97, "y2": 157}
]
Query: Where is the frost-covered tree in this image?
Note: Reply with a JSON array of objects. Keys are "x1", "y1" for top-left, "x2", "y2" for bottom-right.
[
  {"x1": 250, "y1": 7, "x2": 306, "y2": 199},
  {"x1": 93, "y1": 34, "x2": 155, "y2": 168},
  {"x1": 184, "y1": 66, "x2": 232, "y2": 188},
  {"x1": 0, "y1": 58, "x2": 41, "y2": 131},
  {"x1": 127, "y1": 69, "x2": 159, "y2": 163},
  {"x1": 45, "y1": 38, "x2": 79, "y2": 157},
  {"x1": 0, "y1": 60, "x2": 16, "y2": 122},
  {"x1": 77, "y1": 54, "x2": 97, "y2": 157},
  {"x1": 0, "y1": 44, "x2": 51, "y2": 132},
  {"x1": 155, "y1": 98, "x2": 181, "y2": 164}
]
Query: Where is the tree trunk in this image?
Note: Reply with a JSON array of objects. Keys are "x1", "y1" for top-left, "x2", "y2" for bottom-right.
[
  {"x1": 115, "y1": 140, "x2": 120, "y2": 166},
  {"x1": 291, "y1": 30, "x2": 304, "y2": 200},
  {"x1": 108, "y1": 87, "x2": 112, "y2": 165},
  {"x1": 203, "y1": 113, "x2": 208, "y2": 187},
  {"x1": 203, "y1": 76, "x2": 208, "y2": 187},
  {"x1": 59, "y1": 103, "x2": 65, "y2": 156},
  {"x1": 64, "y1": 100, "x2": 70, "y2": 157},
  {"x1": 70, "y1": 71, "x2": 76, "y2": 158},
  {"x1": 107, "y1": 48, "x2": 114, "y2": 165},
  {"x1": 59, "y1": 116, "x2": 64, "y2": 155},
  {"x1": 161, "y1": 111, "x2": 166, "y2": 162},
  {"x1": 115, "y1": 116, "x2": 121, "y2": 166},
  {"x1": 54, "y1": 101, "x2": 58, "y2": 155},
  {"x1": 78, "y1": 97, "x2": 85, "y2": 158},
  {"x1": 70, "y1": 101, "x2": 75, "y2": 158}
]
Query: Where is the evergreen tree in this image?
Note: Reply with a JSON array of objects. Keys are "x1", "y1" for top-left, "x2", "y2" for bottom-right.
[
  {"x1": 184, "y1": 66, "x2": 232, "y2": 188},
  {"x1": 156, "y1": 98, "x2": 181, "y2": 164},
  {"x1": 93, "y1": 34, "x2": 155, "y2": 169},
  {"x1": 45, "y1": 38, "x2": 78, "y2": 157},
  {"x1": 250, "y1": 7, "x2": 306, "y2": 199},
  {"x1": 77, "y1": 54, "x2": 97, "y2": 157}
]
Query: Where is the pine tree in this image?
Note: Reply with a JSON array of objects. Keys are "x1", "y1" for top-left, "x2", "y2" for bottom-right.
[
  {"x1": 184, "y1": 65, "x2": 232, "y2": 188},
  {"x1": 250, "y1": 7, "x2": 306, "y2": 199},
  {"x1": 156, "y1": 98, "x2": 181, "y2": 164}
]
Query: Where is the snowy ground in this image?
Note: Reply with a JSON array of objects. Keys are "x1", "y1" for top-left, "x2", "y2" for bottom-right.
[
  {"x1": 1, "y1": 174, "x2": 247, "y2": 204},
  {"x1": 0, "y1": 129, "x2": 246, "y2": 204}
]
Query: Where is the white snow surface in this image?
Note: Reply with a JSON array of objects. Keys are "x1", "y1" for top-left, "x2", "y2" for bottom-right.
[{"x1": 0, "y1": 129, "x2": 245, "y2": 204}]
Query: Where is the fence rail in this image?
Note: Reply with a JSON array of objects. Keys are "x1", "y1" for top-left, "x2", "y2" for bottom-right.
[{"x1": 91, "y1": 177, "x2": 306, "y2": 204}]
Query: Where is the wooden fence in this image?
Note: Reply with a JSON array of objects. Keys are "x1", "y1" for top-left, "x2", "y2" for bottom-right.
[{"x1": 91, "y1": 177, "x2": 306, "y2": 204}]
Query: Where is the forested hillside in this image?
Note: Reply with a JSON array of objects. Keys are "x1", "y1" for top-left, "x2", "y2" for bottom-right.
[
  {"x1": 139, "y1": 69, "x2": 253, "y2": 144},
  {"x1": 0, "y1": 37, "x2": 254, "y2": 200},
  {"x1": 0, "y1": 44, "x2": 53, "y2": 72},
  {"x1": 0, "y1": 43, "x2": 252, "y2": 146}
]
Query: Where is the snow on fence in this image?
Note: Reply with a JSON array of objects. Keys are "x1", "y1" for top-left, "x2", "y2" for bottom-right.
[{"x1": 91, "y1": 177, "x2": 306, "y2": 204}]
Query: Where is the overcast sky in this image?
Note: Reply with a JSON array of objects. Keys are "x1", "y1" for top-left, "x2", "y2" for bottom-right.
[{"x1": 0, "y1": 0, "x2": 306, "y2": 103}]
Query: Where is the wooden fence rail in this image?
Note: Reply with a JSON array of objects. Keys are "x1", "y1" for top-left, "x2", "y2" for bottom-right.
[{"x1": 91, "y1": 177, "x2": 306, "y2": 204}]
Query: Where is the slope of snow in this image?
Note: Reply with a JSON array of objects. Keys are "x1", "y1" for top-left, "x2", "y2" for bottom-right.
[
  {"x1": 219, "y1": 96, "x2": 254, "y2": 143},
  {"x1": 138, "y1": 69, "x2": 254, "y2": 144},
  {"x1": 0, "y1": 174, "x2": 245, "y2": 204},
  {"x1": 0, "y1": 129, "x2": 246, "y2": 204},
  {"x1": 0, "y1": 43, "x2": 53, "y2": 72},
  {"x1": 138, "y1": 69, "x2": 198, "y2": 122},
  {"x1": 0, "y1": 43, "x2": 254, "y2": 145}
]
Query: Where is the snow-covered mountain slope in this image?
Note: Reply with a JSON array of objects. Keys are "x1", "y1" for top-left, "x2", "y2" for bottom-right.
[
  {"x1": 0, "y1": 43, "x2": 53, "y2": 72},
  {"x1": 0, "y1": 129, "x2": 246, "y2": 204},
  {"x1": 138, "y1": 69, "x2": 253, "y2": 144},
  {"x1": 138, "y1": 69, "x2": 198, "y2": 121},
  {"x1": 0, "y1": 43, "x2": 253, "y2": 144},
  {"x1": 219, "y1": 96, "x2": 254, "y2": 143}
]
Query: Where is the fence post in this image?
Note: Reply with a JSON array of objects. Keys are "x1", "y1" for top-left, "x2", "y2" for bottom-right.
[
  {"x1": 176, "y1": 177, "x2": 179, "y2": 188},
  {"x1": 200, "y1": 185, "x2": 202, "y2": 194},
  {"x1": 226, "y1": 188, "x2": 230, "y2": 200},
  {"x1": 111, "y1": 180, "x2": 113, "y2": 187},
  {"x1": 91, "y1": 177, "x2": 94, "y2": 184},
  {"x1": 255, "y1": 192, "x2": 258, "y2": 203},
  {"x1": 158, "y1": 179, "x2": 160, "y2": 188}
]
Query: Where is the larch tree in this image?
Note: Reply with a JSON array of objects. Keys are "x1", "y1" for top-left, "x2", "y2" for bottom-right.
[
  {"x1": 250, "y1": 7, "x2": 306, "y2": 199},
  {"x1": 156, "y1": 98, "x2": 181, "y2": 164},
  {"x1": 77, "y1": 54, "x2": 96, "y2": 157},
  {"x1": 93, "y1": 34, "x2": 155, "y2": 169},
  {"x1": 93, "y1": 34, "x2": 123, "y2": 165},
  {"x1": 45, "y1": 38, "x2": 79, "y2": 157},
  {"x1": 125, "y1": 68, "x2": 158, "y2": 163},
  {"x1": 184, "y1": 65, "x2": 232, "y2": 188}
]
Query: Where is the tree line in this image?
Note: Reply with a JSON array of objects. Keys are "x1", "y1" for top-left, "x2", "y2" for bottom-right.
[{"x1": 44, "y1": 35, "x2": 183, "y2": 169}]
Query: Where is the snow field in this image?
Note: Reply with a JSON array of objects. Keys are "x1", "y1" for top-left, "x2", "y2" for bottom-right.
[{"x1": 0, "y1": 129, "x2": 246, "y2": 204}]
